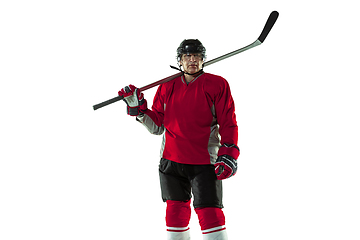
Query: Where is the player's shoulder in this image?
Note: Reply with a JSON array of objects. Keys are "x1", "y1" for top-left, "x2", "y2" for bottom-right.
[
  {"x1": 203, "y1": 72, "x2": 226, "y2": 80},
  {"x1": 202, "y1": 72, "x2": 229, "y2": 86}
]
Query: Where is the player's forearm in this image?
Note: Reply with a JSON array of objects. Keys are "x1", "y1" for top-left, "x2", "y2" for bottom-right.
[{"x1": 136, "y1": 110, "x2": 165, "y2": 135}]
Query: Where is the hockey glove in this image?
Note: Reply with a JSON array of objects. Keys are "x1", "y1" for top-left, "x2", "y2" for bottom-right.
[
  {"x1": 118, "y1": 85, "x2": 148, "y2": 116},
  {"x1": 214, "y1": 143, "x2": 240, "y2": 180}
]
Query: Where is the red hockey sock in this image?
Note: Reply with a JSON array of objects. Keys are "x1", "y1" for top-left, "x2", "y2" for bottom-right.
[
  {"x1": 166, "y1": 200, "x2": 191, "y2": 232},
  {"x1": 195, "y1": 207, "x2": 226, "y2": 235}
]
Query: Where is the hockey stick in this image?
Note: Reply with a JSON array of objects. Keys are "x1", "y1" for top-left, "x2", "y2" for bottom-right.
[{"x1": 93, "y1": 11, "x2": 279, "y2": 110}]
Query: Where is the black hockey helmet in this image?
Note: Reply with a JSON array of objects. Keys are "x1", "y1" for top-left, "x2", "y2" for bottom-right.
[{"x1": 177, "y1": 39, "x2": 206, "y2": 62}]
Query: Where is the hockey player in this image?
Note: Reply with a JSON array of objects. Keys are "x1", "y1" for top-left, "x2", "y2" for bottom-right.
[{"x1": 118, "y1": 39, "x2": 239, "y2": 240}]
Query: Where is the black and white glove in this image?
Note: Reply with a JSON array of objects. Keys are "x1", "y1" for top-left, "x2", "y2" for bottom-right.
[
  {"x1": 118, "y1": 85, "x2": 148, "y2": 116},
  {"x1": 214, "y1": 144, "x2": 240, "y2": 180}
]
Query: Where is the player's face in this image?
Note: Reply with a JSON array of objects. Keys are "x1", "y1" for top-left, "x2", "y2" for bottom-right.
[{"x1": 180, "y1": 53, "x2": 204, "y2": 74}]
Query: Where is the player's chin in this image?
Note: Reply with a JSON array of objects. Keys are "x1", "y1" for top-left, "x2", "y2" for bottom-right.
[{"x1": 186, "y1": 67, "x2": 199, "y2": 74}]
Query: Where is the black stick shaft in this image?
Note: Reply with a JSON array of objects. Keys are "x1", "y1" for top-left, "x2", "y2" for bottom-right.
[{"x1": 93, "y1": 95, "x2": 124, "y2": 110}]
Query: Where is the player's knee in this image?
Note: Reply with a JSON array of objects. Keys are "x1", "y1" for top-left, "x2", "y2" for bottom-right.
[
  {"x1": 195, "y1": 207, "x2": 225, "y2": 231},
  {"x1": 166, "y1": 200, "x2": 191, "y2": 227}
]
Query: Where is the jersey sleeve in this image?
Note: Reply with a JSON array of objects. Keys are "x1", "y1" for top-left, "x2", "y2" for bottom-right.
[
  {"x1": 136, "y1": 84, "x2": 166, "y2": 135},
  {"x1": 214, "y1": 78, "x2": 238, "y2": 146}
]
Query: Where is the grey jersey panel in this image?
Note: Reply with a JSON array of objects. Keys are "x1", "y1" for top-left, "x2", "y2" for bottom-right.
[
  {"x1": 208, "y1": 104, "x2": 221, "y2": 164},
  {"x1": 136, "y1": 114, "x2": 165, "y2": 135}
]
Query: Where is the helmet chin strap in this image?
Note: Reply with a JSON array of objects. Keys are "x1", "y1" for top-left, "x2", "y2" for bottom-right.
[{"x1": 170, "y1": 65, "x2": 204, "y2": 76}]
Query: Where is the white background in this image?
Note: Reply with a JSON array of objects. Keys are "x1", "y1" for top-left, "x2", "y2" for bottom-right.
[{"x1": 1, "y1": 0, "x2": 359, "y2": 239}]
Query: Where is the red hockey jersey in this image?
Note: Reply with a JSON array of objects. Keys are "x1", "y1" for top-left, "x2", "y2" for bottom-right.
[{"x1": 137, "y1": 72, "x2": 238, "y2": 165}]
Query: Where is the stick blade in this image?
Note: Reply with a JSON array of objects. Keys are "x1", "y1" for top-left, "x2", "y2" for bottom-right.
[{"x1": 258, "y1": 11, "x2": 279, "y2": 43}]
